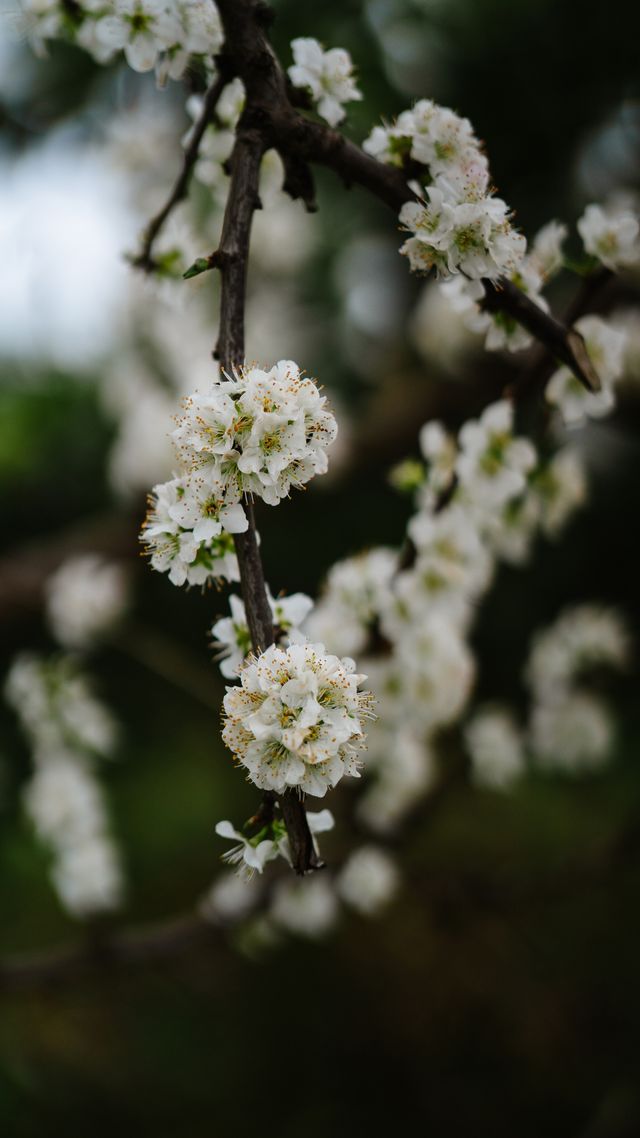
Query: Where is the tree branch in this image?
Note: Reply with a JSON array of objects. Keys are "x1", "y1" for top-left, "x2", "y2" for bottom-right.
[
  {"x1": 212, "y1": 6, "x2": 318, "y2": 874},
  {"x1": 133, "y1": 68, "x2": 231, "y2": 272},
  {"x1": 0, "y1": 912, "x2": 221, "y2": 991},
  {"x1": 214, "y1": 0, "x2": 599, "y2": 392}
]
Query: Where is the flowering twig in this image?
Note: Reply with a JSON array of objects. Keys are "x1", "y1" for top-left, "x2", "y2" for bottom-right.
[
  {"x1": 213, "y1": 0, "x2": 599, "y2": 393},
  {"x1": 209, "y1": 30, "x2": 318, "y2": 873},
  {"x1": 133, "y1": 67, "x2": 231, "y2": 272}
]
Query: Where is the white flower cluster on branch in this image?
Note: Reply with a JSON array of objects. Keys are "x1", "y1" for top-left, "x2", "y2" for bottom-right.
[
  {"x1": 364, "y1": 99, "x2": 525, "y2": 283},
  {"x1": 4, "y1": 654, "x2": 124, "y2": 918},
  {"x1": 141, "y1": 360, "x2": 337, "y2": 587},
  {"x1": 222, "y1": 639, "x2": 375, "y2": 798},
  {"x1": 21, "y1": 0, "x2": 223, "y2": 83}
]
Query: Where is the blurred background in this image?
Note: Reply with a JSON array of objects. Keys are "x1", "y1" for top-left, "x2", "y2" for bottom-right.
[{"x1": 1, "y1": 0, "x2": 640, "y2": 1134}]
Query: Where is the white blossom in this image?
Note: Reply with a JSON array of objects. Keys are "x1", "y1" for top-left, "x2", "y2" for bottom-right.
[
  {"x1": 95, "y1": 0, "x2": 182, "y2": 74},
  {"x1": 465, "y1": 706, "x2": 525, "y2": 789},
  {"x1": 529, "y1": 692, "x2": 614, "y2": 773},
  {"x1": 5, "y1": 654, "x2": 118, "y2": 758},
  {"x1": 577, "y1": 202, "x2": 639, "y2": 270},
  {"x1": 140, "y1": 473, "x2": 242, "y2": 588},
  {"x1": 384, "y1": 615, "x2": 476, "y2": 731},
  {"x1": 222, "y1": 639, "x2": 375, "y2": 798},
  {"x1": 336, "y1": 845, "x2": 399, "y2": 915},
  {"x1": 529, "y1": 219, "x2": 568, "y2": 280},
  {"x1": 304, "y1": 548, "x2": 397, "y2": 657},
  {"x1": 400, "y1": 186, "x2": 525, "y2": 282},
  {"x1": 51, "y1": 835, "x2": 123, "y2": 917},
  {"x1": 46, "y1": 555, "x2": 128, "y2": 650},
  {"x1": 525, "y1": 605, "x2": 629, "y2": 702},
  {"x1": 288, "y1": 37, "x2": 362, "y2": 126},
  {"x1": 270, "y1": 874, "x2": 339, "y2": 938},
  {"x1": 546, "y1": 315, "x2": 627, "y2": 426},
  {"x1": 455, "y1": 399, "x2": 537, "y2": 516},
  {"x1": 417, "y1": 420, "x2": 458, "y2": 510},
  {"x1": 200, "y1": 872, "x2": 262, "y2": 924},
  {"x1": 212, "y1": 589, "x2": 313, "y2": 678},
  {"x1": 173, "y1": 360, "x2": 337, "y2": 507},
  {"x1": 214, "y1": 819, "x2": 281, "y2": 881}
]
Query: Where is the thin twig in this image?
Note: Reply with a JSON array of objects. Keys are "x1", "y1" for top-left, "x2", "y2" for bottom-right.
[{"x1": 133, "y1": 68, "x2": 231, "y2": 271}]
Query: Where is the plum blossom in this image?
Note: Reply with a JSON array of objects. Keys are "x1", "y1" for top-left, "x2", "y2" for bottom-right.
[
  {"x1": 212, "y1": 589, "x2": 314, "y2": 678},
  {"x1": 46, "y1": 555, "x2": 129, "y2": 650},
  {"x1": 455, "y1": 399, "x2": 537, "y2": 515},
  {"x1": 288, "y1": 38, "x2": 362, "y2": 126},
  {"x1": 577, "y1": 202, "x2": 639, "y2": 270},
  {"x1": 141, "y1": 473, "x2": 243, "y2": 587},
  {"x1": 525, "y1": 605, "x2": 629, "y2": 703},
  {"x1": 336, "y1": 846, "x2": 399, "y2": 915},
  {"x1": 465, "y1": 706, "x2": 525, "y2": 789},
  {"x1": 222, "y1": 639, "x2": 375, "y2": 798},
  {"x1": 529, "y1": 692, "x2": 614, "y2": 773},
  {"x1": 546, "y1": 315, "x2": 627, "y2": 426},
  {"x1": 173, "y1": 361, "x2": 337, "y2": 507},
  {"x1": 399, "y1": 186, "x2": 525, "y2": 282}
]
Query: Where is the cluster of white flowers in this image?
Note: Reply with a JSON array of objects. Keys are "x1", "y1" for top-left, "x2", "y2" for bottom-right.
[
  {"x1": 141, "y1": 359, "x2": 337, "y2": 588},
  {"x1": 546, "y1": 315, "x2": 627, "y2": 426},
  {"x1": 438, "y1": 218, "x2": 567, "y2": 353},
  {"x1": 211, "y1": 589, "x2": 313, "y2": 678},
  {"x1": 524, "y1": 605, "x2": 629, "y2": 774},
  {"x1": 221, "y1": 639, "x2": 375, "y2": 798},
  {"x1": 46, "y1": 554, "x2": 129, "y2": 651},
  {"x1": 21, "y1": 0, "x2": 223, "y2": 85},
  {"x1": 205, "y1": 830, "x2": 398, "y2": 937},
  {"x1": 183, "y1": 78, "x2": 245, "y2": 200},
  {"x1": 364, "y1": 99, "x2": 525, "y2": 283},
  {"x1": 465, "y1": 706, "x2": 525, "y2": 790},
  {"x1": 308, "y1": 389, "x2": 606, "y2": 830},
  {"x1": 4, "y1": 654, "x2": 123, "y2": 917},
  {"x1": 288, "y1": 38, "x2": 362, "y2": 127},
  {"x1": 577, "y1": 201, "x2": 640, "y2": 271},
  {"x1": 464, "y1": 602, "x2": 629, "y2": 786}
]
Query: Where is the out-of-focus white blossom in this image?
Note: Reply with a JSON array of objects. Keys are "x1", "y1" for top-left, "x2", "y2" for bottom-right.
[
  {"x1": 50, "y1": 830, "x2": 123, "y2": 917},
  {"x1": 304, "y1": 548, "x2": 397, "y2": 657},
  {"x1": 465, "y1": 706, "x2": 525, "y2": 789},
  {"x1": 222, "y1": 639, "x2": 375, "y2": 798},
  {"x1": 336, "y1": 845, "x2": 399, "y2": 915},
  {"x1": 46, "y1": 555, "x2": 128, "y2": 650},
  {"x1": 525, "y1": 605, "x2": 629, "y2": 702},
  {"x1": 200, "y1": 871, "x2": 262, "y2": 924},
  {"x1": 529, "y1": 692, "x2": 614, "y2": 772},
  {"x1": 288, "y1": 38, "x2": 362, "y2": 126},
  {"x1": 212, "y1": 590, "x2": 313, "y2": 678},
  {"x1": 456, "y1": 399, "x2": 537, "y2": 515},
  {"x1": 577, "y1": 202, "x2": 639, "y2": 270},
  {"x1": 270, "y1": 874, "x2": 339, "y2": 938},
  {"x1": 7, "y1": 655, "x2": 124, "y2": 919},
  {"x1": 529, "y1": 220, "x2": 568, "y2": 280},
  {"x1": 417, "y1": 421, "x2": 457, "y2": 510},
  {"x1": 20, "y1": 0, "x2": 224, "y2": 83},
  {"x1": 5, "y1": 654, "x2": 118, "y2": 758},
  {"x1": 546, "y1": 315, "x2": 627, "y2": 426}
]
